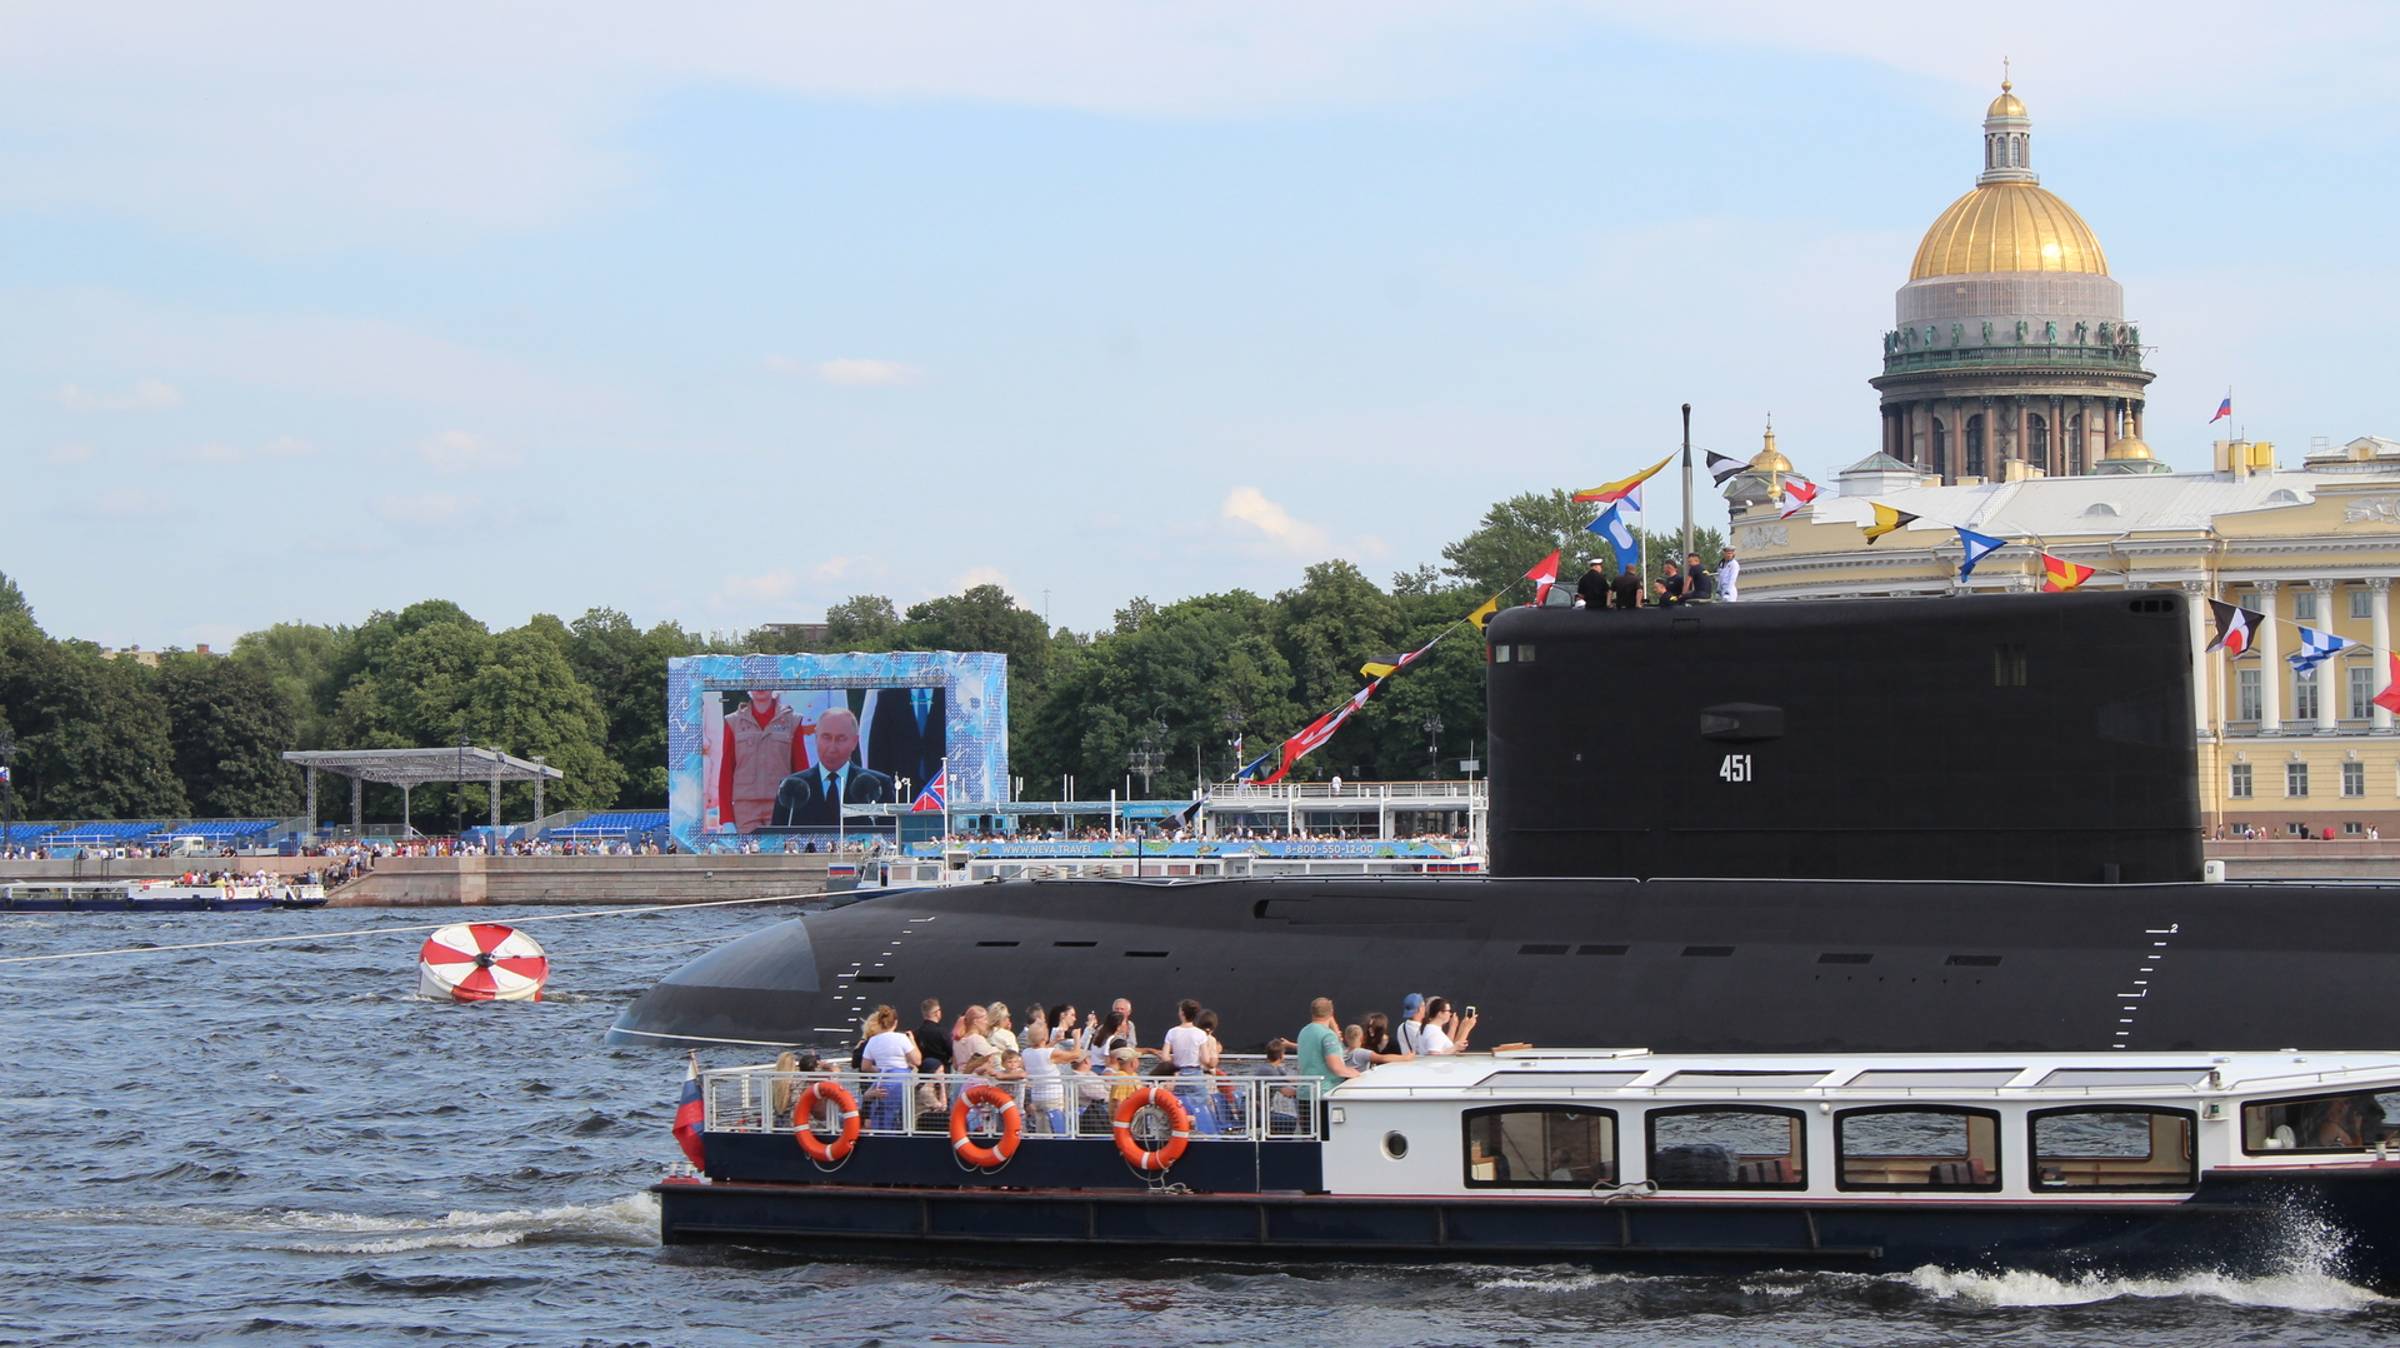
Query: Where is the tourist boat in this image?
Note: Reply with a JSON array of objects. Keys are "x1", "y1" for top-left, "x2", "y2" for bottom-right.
[
  {"x1": 656, "y1": 1047, "x2": 2400, "y2": 1283},
  {"x1": 0, "y1": 879, "x2": 330, "y2": 912}
]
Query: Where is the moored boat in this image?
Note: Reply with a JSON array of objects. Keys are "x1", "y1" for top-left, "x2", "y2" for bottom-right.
[
  {"x1": 1, "y1": 879, "x2": 329, "y2": 912},
  {"x1": 657, "y1": 1047, "x2": 2400, "y2": 1283}
]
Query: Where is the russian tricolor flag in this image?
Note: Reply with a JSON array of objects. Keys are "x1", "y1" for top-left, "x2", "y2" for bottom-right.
[
  {"x1": 672, "y1": 1061, "x2": 707, "y2": 1169},
  {"x1": 2210, "y1": 395, "x2": 2232, "y2": 424}
]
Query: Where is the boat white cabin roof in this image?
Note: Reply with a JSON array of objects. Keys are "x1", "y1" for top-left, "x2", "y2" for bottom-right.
[{"x1": 1334, "y1": 1048, "x2": 2400, "y2": 1101}]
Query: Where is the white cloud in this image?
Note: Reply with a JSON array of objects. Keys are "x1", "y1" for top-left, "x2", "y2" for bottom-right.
[
  {"x1": 418, "y1": 429, "x2": 519, "y2": 473},
  {"x1": 374, "y1": 492, "x2": 473, "y2": 524},
  {"x1": 1220, "y1": 485, "x2": 1332, "y2": 557},
  {"x1": 717, "y1": 568, "x2": 803, "y2": 607},
  {"x1": 771, "y1": 356, "x2": 919, "y2": 387},
  {"x1": 168, "y1": 434, "x2": 317, "y2": 465},
  {"x1": 45, "y1": 443, "x2": 94, "y2": 464},
  {"x1": 812, "y1": 554, "x2": 878, "y2": 582},
  {"x1": 952, "y1": 566, "x2": 1013, "y2": 596},
  {"x1": 57, "y1": 377, "x2": 181, "y2": 411}
]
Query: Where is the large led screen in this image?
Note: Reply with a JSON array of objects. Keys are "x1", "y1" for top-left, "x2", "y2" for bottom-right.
[{"x1": 666, "y1": 652, "x2": 1007, "y2": 846}]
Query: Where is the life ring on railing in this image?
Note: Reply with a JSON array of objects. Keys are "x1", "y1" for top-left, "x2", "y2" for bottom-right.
[
  {"x1": 948, "y1": 1084, "x2": 1022, "y2": 1168},
  {"x1": 1113, "y1": 1085, "x2": 1193, "y2": 1173},
  {"x1": 792, "y1": 1080, "x2": 862, "y2": 1164}
]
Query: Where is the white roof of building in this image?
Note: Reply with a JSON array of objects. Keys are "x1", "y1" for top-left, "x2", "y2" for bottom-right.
[{"x1": 1804, "y1": 467, "x2": 2385, "y2": 541}]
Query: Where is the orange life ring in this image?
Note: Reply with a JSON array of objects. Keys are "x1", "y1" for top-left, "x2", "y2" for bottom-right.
[
  {"x1": 1113, "y1": 1084, "x2": 1193, "y2": 1172},
  {"x1": 792, "y1": 1079, "x2": 862, "y2": 1164},
  {"x1": 948, "y1": 1083, "x2": 1022, "y2": 1168}
]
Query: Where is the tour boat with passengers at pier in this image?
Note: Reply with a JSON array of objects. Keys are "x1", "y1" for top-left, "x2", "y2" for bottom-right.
[
  {"x1": 0, "y1": 878, "x2": 329, "y2": 912},
  {"x1": 657, "y1": 1046, "x2": 2400, "y2": 1283}
]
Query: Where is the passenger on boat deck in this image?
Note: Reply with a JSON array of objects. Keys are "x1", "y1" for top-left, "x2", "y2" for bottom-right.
[
  {"x1": 1260, "y1": 1039, "x2": 1301, "y2": 1135},
  {"x1": 1164, "y1": 1001, "x2": 1221, "y2": 1136},
  {"x1": 1299, "y1": 998, "x2": 1361, "y2": 1104},
  {"x1": 1395, "y1": 993, "x2": 1427, "y2": 1056},
  {"x1": 986, "y1": 1003, "x2": 1020, "y2": 1056},
  {"x1": 861, "y1": 1006, "x2": 921, "y2": 1131},
  {"x1": 1022, "y1": 1024, "x2": 1070, "y2": 1135},
  {"x1": 1103, "y1": 1046, "x2": 1142, "y2": 1105},
  {"x1": 1022, "y1": 1003, "x2": 1048, "y2": 1044},
  {"x1": 1360, "y1": 1013, "x2": 1414, "y2": 1066},
  {"x1": 1073, "y1": 1050, "x2": 1112, "y2": 1131},
  {"x1": 769, "y1": 1050, "x2": 800, "y2": 1120},
  {"x1": 1110, "y1": 997, "x2": 1139, "y2": 1052},
  {"x1": 952, "y1": 1005, "x2": 993, "y2": 1066},
  {"x1": 2310, "y1": 1095, "x2": 2384, "y2": 1148},
  {"x1": 1419, "y1": 997, "x2": 1475, "y2": 1054},
  {"x1": 1049, "y1": 1005, "x2": 1082, "y2": 1054},
  {"x1": 1343, "y1": 1024, "x2": 1370, "y2": 1073},
  {"x1": 912, "y1": 999, "x2": 953, "y2": 1074},
  {"x1": 1090, "y1": 1007, "x2": 1131, "y2": 1060}
]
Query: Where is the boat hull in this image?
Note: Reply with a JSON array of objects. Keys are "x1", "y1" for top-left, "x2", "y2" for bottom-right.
[
  {"x1": 655, "y1": 1167, "x2": 2400, "y2": 1283},
  {"x1": 611, "y1": 873, "x2": 2400, "y2": 1053}
]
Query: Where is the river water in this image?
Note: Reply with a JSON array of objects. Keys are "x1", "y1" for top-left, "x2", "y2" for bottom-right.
[{"x1": 5, "y1": 903, "x2": 2399, "y2": 1346}]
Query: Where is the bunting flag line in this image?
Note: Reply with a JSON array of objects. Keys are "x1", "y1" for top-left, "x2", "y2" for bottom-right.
[
  {"x1": 1465, "y1": 593, "x2": 1501, "y2": 630},
  {"x1": 1572, "y1": 453, "x2": 1674, "y2": 504},
  {"x1": 1777, "y1": 477, "x2": 1820, "y2": 521},
  {"x1": 2377, "y1": 655, "x2": 2400, "y2": 717},
  {"x1": 1860, "y1": 503, "x2": 1918, "y2": 544},
  {"x1": 2210, "y1": 393, "x2": 2233, "y2": 425},
  {"x1": 2039, "y1": 553, "x2": 2096, "y2": 593},
  {"x1": 1955, "y1": 527, "x2": 2008, "y2": 581},
  {"x1": 1361, "y1": 632, "x2": 1443, "y2": 680},
  {"x1": 2288, "y1": 625, "x2": 2357, "y2": 678},
  {"x1": 1704, "y1": 451, "x2": 1748, "y2": 487},
  {"x1": 1232, "y1": 749, "x2": 1274, "y2": 782},
  {"x1": 1257, "y1": 680, "x2": 1381, "y2": 786},
  {"x1": 1525, "y1": 548, "x2": 1563, "y2": 606},
  {"x1": 2206, "y1": 599, "x2": 2263, "y2": 655}
]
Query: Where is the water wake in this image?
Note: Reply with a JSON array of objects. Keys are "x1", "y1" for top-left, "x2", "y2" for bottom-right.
[{"x1": 1899, "y1": 1264, "x2": 2387, "y2": 1313}]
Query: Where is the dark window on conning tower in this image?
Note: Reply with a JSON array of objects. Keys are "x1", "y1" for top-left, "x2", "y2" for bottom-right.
[{"x1": 1994, "y1": 643, "x2": 2027, "y2": 687}]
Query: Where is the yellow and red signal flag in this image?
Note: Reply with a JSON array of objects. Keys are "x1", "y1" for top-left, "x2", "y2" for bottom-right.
[
  {"x1": 1572, "y1": 453, "x2": 1674, "y2": 504},
  {"x1": 1361, "y1": 633, "x2": 1443, "y2": 681},
  {"x1": 2039, "y1": 552, "x2": 2096, "y2": 593}
]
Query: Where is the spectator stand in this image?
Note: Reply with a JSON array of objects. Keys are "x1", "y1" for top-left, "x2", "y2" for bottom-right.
[
  {"x1": 543, "y1": 810, "x2": 669, "y2": 847},
  {"x1": 283, "y1": 746, "x2": 564, "y2": 839}
]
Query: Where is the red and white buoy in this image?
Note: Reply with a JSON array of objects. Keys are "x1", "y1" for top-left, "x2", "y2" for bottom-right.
[{"x1": 417, "y1": 923, "x2": 549, "y2": 1002}]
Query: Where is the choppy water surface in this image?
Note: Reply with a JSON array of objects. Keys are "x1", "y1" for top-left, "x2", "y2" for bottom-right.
[{"x1": 4, "y1": 904, "x2": 2399, "y2": 1346}]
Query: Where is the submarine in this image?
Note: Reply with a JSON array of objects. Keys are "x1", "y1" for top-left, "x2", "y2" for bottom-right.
[{"x1": 613, "y1": 590, "x2": 2398, "y2": 1054}]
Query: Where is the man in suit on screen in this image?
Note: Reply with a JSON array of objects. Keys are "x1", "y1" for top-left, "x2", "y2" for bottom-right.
[
  {"x1": 770, "y1": 707, "x2": 893, "y2": 826},
  {"x1": 865, "y1": 686, "x2": 945, "y2": 795}
]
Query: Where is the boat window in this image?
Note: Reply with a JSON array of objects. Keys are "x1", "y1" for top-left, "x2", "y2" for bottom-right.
[
  {"x1": 1493, "y1": 645, "x2": 1513, "y2": 663},
  {"x1": 1646, "y1": 1107, "x2": 1807, "y2": 1189},
  {"x1": 1664, "y1": 1071, "x2": 1828, "y2": 1088},
  {"x1": 1463, "y1": 1107, "x2": 1616, "y2": 1188},
  {"x1": 1836, "y1": 1106, "x2": 2001, "y2": 1191},
  {"x1": 2036, "y1": 1067, "x2": 2212, "y2": 1088},
  {"x1": 2028, "y1": 1107, "x2": 2197, "y2": 1190},
  {"x1": 2242, "y1": 1091, "x2": 2400, "y2": 1154},
  {"x1": 1845, "y1": 1069, "x2": 2022, "y2": 1089}
]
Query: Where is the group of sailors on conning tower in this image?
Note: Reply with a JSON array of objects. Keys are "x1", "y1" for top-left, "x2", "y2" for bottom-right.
[{"x1": 1572, "y1": 546, "x2": 1740, "y2": 610}]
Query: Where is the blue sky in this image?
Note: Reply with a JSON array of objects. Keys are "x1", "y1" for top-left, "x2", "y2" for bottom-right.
[{"x1": 5, "y1": 3, "x2": 2394, "y2": 648}]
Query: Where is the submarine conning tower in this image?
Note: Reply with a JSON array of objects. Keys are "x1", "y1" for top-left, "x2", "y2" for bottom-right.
[{"x1": 1484, "y1": 591, "x2": 2203, "y2": 885}]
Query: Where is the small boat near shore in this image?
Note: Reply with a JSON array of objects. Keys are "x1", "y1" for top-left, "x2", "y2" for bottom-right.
[
  {"x1": 0, "y1": 879, "x2": 329, "y2": 912},
  {"x1": 657, "y1": 1047, "x2": 2400, "y2": 1283}
]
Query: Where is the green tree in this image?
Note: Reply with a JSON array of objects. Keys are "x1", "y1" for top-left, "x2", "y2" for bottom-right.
[
  {"x1": 0, "y1": 570, "x2": 31, "y2": 627},
  {"x1": 566, "y1": 607, "x2": 699, "y2": 806},
  {"x1": 824, "y1": 595, "x2": 900, "y2": 650},
  {"x1": 231, "y1": 621, "x2": 349, "y2": 749},
  {"x1": 466, "y1": 626, "x2": 624, "y2": 815},
  {"x1": 1271, "y1": 560, "x2": 1400, "y2": 715},
  {"x1": 156, "y1": 655, "x2": 300, "y2": 817},
  {"x1": 0, "y1": 629, "x2": 188, "y2": 820},
  {"x1": 1440, "y1": 490, "x2": 1596, "y2": 596},
  {"x1": 900, "y1": 585, "x2": 1053, "y2": 690}
]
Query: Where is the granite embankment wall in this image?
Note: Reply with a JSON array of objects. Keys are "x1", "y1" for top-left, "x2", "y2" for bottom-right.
[
  {"x1": 0, "y1": 854, "x2": 833, "y2": 906},
  {"x1": 2208, "y1": 842, "x2": 2400, "y2": 881}
]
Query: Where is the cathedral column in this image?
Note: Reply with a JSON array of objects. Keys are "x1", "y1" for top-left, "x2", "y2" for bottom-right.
[
  {"x1": 2050, "y1": 396, "x2": 2065, "y2": 476},
  {"x1": 2257, "y1": 580, "x2": 2283, "y2": 734},
  {"x1": 2132, "y1": 402, "x2": 2144, "y2": 440},
  {"x1": 2374, "y1": 578, "x2": 2393, "y2": 733},
  {"x1": 1949, "y1": 398, "x2": 1967, "y2": 481},
  {"x1": 2183, "y1": 581, "x2": 2211, "y2": 737},
  {"x1": 2015, "y1": 397, "x2": 2029, "y2": 469},
  {"x1": 2313, "y1": 579, "x2": 2339, "y2": 734}
]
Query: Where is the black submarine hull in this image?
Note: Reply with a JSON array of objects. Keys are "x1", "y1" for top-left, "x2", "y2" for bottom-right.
[{"x1": 607, "y1": 873, "x2": 2397, "y2": 1053}]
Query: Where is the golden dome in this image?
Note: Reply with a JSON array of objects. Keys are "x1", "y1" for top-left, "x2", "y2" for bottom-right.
[
  {"x1": 1749, "y1": 421, "x2": 1792, "y2": 473},
  {"x1": 1987, "y1": 81, "x2": 2026, "y2": 118},
  {"x1": 2104, "y1": 435, "x2": 2154, "y2": 461},
  {"x1": 1909, "y1": 182, "x2": 2109, "y2": 280}
]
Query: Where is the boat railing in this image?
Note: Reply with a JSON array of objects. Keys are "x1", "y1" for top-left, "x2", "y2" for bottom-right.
[{"x1": 705, "y1": 1068, "x2": 1321, "y2": 1143}]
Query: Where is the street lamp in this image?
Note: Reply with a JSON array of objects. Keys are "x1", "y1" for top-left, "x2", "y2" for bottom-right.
[
  {"x1": 1222, "y1": 709, "x2": 1246, "y2": 780},
  {"x1": 1128, "y1": 720, "x2": 1166, "y2": 798},
  {"x1": 1422, "y1": 714, "x2": 1443, "y2": 779}
]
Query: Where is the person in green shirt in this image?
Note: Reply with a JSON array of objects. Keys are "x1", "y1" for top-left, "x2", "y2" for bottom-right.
[{"x1": 1296, "y1": 997, "x2": 1360, "y2": 1135}]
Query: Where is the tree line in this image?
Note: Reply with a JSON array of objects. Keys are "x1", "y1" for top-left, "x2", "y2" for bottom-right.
[{"x1": 0, "y1": 492, "x2": 1719, "y2": 823}]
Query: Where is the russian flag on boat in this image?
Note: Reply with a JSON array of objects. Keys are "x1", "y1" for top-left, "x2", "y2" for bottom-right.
[{"x1": 672, "y1": 1060, "x2": 707, "y2": 1169}]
